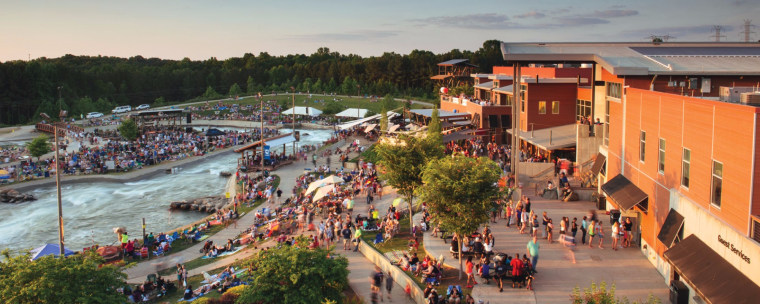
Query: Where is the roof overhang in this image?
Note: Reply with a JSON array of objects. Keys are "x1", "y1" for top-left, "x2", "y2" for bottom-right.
[
  {"x1": 601, "y1": 174, "x2": 648, "y2": 212},
  {"x1": 664, "y1": 235, "x2": 760, "y2": 304}
]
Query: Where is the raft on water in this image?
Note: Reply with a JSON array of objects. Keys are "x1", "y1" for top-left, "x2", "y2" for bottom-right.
[{"x1": 169, "y1": 195, "x2": 228, "y2": 213}]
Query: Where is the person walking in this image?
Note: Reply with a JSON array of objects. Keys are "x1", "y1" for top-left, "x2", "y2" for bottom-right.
[
  {"x1": 370, "y1": 266, "x2": 384, "y2": 302},
  {"x1": 587, "y1": 220, "x2": 596, "y2": 248},
  {"x1": 571, "y1": 217, "x2": 579, "y2": 242},
  {"x1": 276, "y1": 188, "x2": 283, "y2": 203},
  {"x1": 611, "y1": 221, "x2": 620, "y2": 251},
  {"x1": 580, "y1": 216, "x2": 588, "y2": 245},
  {"x1": 595, "y1": 221, "x2": 605, "y2": 249},
  {"x1": 353, "y1": 227, "x2": 362, "y2": 252},
  {"x1": 385, "y1": 272, "x2": 393, "y2": 301},
  {"x1": 526, "y1": 235, "x2": 540, "y2": 273},
  {"x1": 341, "y1": 225, "x2": 352, "y2": 251}
]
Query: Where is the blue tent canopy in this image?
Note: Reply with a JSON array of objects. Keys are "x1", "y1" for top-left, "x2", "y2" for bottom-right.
[{"x1": 30, "y1": 243, "x2": 75, "y2": 260}]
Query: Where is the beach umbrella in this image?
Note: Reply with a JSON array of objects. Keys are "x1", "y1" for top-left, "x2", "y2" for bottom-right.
[
  {"x1": 312, "y1": 184, "x2": 336, "y2": 202},
  {"x1": 0, "y1": 169, "x2": 10, "y2": 179},
  {"x1": 392, "y1": 198, "x2": 404, "y2": 207},
  {"x1": 305, "y1": 180, "x2": 328, "y2": 195},
  {"x1": 320, "y1": 175, "x2": 344, "y2": 185},
  {"x1": 30, "y1": 243, "x2": 75, "y2": 260}
]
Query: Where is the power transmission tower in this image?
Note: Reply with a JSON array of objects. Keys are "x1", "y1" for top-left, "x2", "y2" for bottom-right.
[
  {"x1": 741, "y1": 19, "x2": 756, "y2": 42},
  {"x1": 710, "y1": 25, "x2": 727, "y2": 42}
]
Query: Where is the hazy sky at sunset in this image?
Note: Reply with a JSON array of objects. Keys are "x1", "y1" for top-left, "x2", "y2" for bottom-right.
[{"x1": 2, "y1": 0, "x2": 759, "y2": 61}]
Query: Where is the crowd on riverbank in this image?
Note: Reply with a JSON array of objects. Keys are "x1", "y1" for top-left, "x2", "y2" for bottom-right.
[{"x1": 0, "y1": 126, "x2": 281, "y2": 183}]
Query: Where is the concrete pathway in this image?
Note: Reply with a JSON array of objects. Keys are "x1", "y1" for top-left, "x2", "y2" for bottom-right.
[{"x1": 422, "y1": 195, "x2": 670, "y2": 304}]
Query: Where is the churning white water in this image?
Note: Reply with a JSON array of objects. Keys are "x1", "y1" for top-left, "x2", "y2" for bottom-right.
[{"x1": 0, "y1": 128, "x2": 335, "y2": 253}]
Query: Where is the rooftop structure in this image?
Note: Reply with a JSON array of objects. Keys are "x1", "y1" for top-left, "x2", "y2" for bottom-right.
[{"x1": 431, "y1": 59, "x2": 478, "y2": 88}]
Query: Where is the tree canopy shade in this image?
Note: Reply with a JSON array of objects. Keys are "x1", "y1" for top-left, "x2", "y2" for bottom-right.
[
  {"x1": 26, "y1": 134, "x2": 50, "y2": 160},
  {"x1": 235, "y1": 240, "x2": 349, "y2": 304},
  {"x1": 427, "y1": 106, "x2": 442, "y2": 144},
  {"x1": 0, "y1": 250, "x2": 127, "y2": 304},
  {"x1": 376, "y1": 134, "x2": 444, "y2": 232},
  {"x1": 118, "y1": 118, "x2": 138, "y2": 141},
  {"x1": 418, "y1": 155, "x2": 500, "y2": 277}
]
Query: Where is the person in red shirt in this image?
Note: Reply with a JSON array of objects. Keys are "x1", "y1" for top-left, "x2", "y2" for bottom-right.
[
  {"x1": 510, "y1": 253, "x2": 524, "y2": 288},
  {"x1": 465, "y1": 256, "x2": 477, "y2": 287}
]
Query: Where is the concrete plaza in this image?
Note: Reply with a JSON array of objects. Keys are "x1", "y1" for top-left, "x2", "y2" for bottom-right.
[{"x1": 423, "y1": 196, "x2": 670, "y2": 304}]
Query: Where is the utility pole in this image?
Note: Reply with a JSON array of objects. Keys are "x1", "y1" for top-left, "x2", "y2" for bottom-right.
[
  {"x1": 259, "y1": 92, "x2": 265, "y2": 172},
  {"x1": 55, "y1": 86, "x2": 64, "y2": 256},
  {"x1": 291, "y1": 87, "x2": 296, "y2": 156}
]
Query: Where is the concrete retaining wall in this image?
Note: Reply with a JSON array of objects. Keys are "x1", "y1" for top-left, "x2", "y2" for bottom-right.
[{"x1": 358, "y1": 241, "x2": 426, "y2": 304}]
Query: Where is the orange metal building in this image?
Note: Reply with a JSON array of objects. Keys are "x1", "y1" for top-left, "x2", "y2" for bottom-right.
[{"x1": 503, "y1": 42, "x2": 760, "y2": 303}]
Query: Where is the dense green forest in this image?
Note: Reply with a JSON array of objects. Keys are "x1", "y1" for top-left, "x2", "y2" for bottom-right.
[{"x1": 0, "y1": 40, "x2": 503, "y2": 126}]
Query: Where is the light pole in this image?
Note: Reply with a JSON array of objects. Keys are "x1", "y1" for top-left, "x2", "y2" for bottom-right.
[
  {"x1": 291, "y1": 87, "x2": 296, "y2": 157},
  {"x1": 259, "y1": 92, "x2": 265, "y2": 171},
  {"x1": 42, "y1": 110, "x2": 65, "y2": 256}
]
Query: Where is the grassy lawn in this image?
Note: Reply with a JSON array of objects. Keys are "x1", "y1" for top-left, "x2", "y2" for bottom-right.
[{"x1": 349, "y1": 143, "x2": 378, "y2": 163}]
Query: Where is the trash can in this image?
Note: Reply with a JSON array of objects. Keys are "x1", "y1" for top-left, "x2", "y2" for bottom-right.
[
  {"x1": 596, "y1": 196, "x2": 606, "y2": 210},
  {"x1": 610, "y1": 209, "x2": 621, "y2": 224}
]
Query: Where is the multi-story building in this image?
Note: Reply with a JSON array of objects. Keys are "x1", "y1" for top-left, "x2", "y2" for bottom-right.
[{"x1": 503, "y1": 42, "x2": 760, "y2": 304}]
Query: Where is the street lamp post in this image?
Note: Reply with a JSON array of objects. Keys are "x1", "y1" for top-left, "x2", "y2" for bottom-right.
[
  {"x1": 42, "y1": 108, "x2": 65, "y2": 256},
  {"x1": 291, "y1": 87, "x2": 296, "y2": 157},
  {"x1": 259, "y1": 93, "x2": 265, "y2": 172}
]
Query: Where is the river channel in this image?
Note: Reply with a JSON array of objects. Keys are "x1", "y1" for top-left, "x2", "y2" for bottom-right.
[{"x1": 0, "y1": 128, "x2": 334, "y2": 253}]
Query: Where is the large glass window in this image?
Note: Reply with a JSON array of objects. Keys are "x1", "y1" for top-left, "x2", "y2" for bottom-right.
[
  {"x1": 658, "y1": 138, "x2": 666, "y2": 174},
  {"x1": 552, "y1": 101, "x2": 560, "y2": 114},
  {"x1": 604, "y1": 100, "x2": 610, "y2": 146},
  {"x1": 681, "y1": 148, "x2": 690, "y2": 188},
  {"x1": 711, "y1": 161, "x2": 723, "y2": 207},
  {"x1": 520, "y1": 85, "x2": 527, "y2": 112},
  {"x1": 538, "y1": 101, "x2": 546, "y2": 114},
  {"x1": 606, "y1": 82, "x2": 622, "y2": 99},
  {"x1": 639, "y1": 131, "x2": 646, "y2": 162},
  {"x1": 576, "y1": 99, "x2": 591, "y2": 121}
]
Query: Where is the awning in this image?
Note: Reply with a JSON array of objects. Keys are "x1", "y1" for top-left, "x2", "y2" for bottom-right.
[
  {"x1": 657, "y1": 209, "x2": 684, "y2": 248},
  {"x1": 264, "y1": 134, "x2": 296, "y2": 147},
  {"x1": 601, "y1": 174, "x2": 648, "y2": 212},
  {"x1": 388, "y1": 124, "x2": 400, "y2": 133},
  {"x1": 474, "y1": 81, "x2": 494, "y2": 90},
  {"x1": 365, "y1": 124, "x2": 377, "y2": 133},
  {"x1": 335, "y1": 108, "x2": 369, "y2": 118},
  {"x1": 281, "y1": 106, "x2": 323, "y2": 116},
  {"x1": 664, "y1": 235, "x2": 760, "y2": 304},
  {"x1": 590, "y1": 153, "x2": 606, "y2": 176},
  {"x1": 506, "y1": 124, "x2": 577, "y2": 150},
  {"x1": 443, "y1": 131, "x2": 475, "y2": 143},
  {"x1": 337, "y1": 111, "x2": 398, "y2": 130},
  {"x1": 234, "y1": 133, "x2": 294, "y2": 153}
]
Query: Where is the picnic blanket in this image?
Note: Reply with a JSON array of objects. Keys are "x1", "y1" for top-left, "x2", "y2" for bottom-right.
[
  {"x1": 177, "y1": 292, "x2": 204, "y2": 302},
  {"x1": 201, "y1": 247, "x2": 243, "y2": 260}
]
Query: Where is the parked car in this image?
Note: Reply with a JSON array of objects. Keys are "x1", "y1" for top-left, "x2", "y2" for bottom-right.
[
  {"x1": 112, "y1": 106, "x2": 132, "y2": 114},
  {"x1": 136, "y1": 104, "x2": 150, "y2": 110},
  {"x1": 86, "y1": 112, "x2": 104, "y2": 119}
]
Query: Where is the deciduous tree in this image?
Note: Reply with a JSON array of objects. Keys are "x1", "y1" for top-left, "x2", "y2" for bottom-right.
[
  {"x1": 418, "y1": 155, "x2": 500, "y2": 278},
  {"x1": 236, "y1": 238, "x2": 349, "y2": 304},
  {"x1": 0, "y1": 250, "x2": 127, "y2": 303},
  {"x1": 26, "y1": 134, "x2": 50, "y2": 161},
  {"x1": 118, "y1": 118, "x2": 138, "y2": 141},
  {"x1": 376, "y1": 134, "x2": 444, "y2": 232}
]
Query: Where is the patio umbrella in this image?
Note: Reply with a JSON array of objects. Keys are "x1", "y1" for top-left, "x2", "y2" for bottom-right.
[
  {"x1": 320, "y1": 175, "x2": 344, "y2": 185},
  {"x1": 305, "y1": 180, "x2": 328, "y2": 195},
  {"x1": 30, "y1": 243, "x2": 75, "y2": 260},
  {"x1": 312, "y1": 184, "x2": 336, "y2": 202},
  {"x1": 392, "y1": 198, "x2": 404, "y2": 207}
]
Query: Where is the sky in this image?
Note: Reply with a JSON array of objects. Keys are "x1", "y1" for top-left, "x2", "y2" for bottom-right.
[{"x1": 2, "y1": 0, "x2": 760, "y2": 62}]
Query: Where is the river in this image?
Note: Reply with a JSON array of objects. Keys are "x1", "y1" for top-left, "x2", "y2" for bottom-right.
[{"x1": 0, "y1": 128, "x2": 335, "y2": 253}]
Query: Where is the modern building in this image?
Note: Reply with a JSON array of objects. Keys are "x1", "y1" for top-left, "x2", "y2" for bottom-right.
[{"x1": 503, "y1": 42, "x2": 760, "y2": 304}]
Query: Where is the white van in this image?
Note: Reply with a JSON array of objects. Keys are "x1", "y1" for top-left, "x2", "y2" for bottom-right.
[{"x1": 112, "y1": 106, "x2": 132, "y2": 114}]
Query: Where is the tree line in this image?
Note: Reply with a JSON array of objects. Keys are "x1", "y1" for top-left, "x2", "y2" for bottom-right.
[{"x1": 0, "y1": 40, "x2": 503, "y2": 125}]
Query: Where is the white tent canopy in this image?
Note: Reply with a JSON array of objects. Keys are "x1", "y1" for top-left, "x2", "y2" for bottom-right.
[
  {"x1": 282, "y1": 106, "x2": 322, "y2": 117},
  {"x1": 335, "y1": 108, "x2": 369, "y2": 118},
  {"x1": 337, "y1": 111, "x2": 399, "y2": 130}
]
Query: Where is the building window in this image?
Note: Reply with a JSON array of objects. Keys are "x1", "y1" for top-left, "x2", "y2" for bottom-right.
[
  {"x1": 604, "y1": 100, "x2": 610, "y2": 146},
  {"x1": 500, "y1": 115, "x2": 510, "y2": 127},
  {"x1": 538, "y1": 101, "x2": 546, "y2": 114},
  {"x1": 552, "y1": 101, "x2": 559, "y2": 114},
  {"x1": 576, "y1": 99, "x2": 591, "y2": 121},
  {"x1": 752, "y1": 218, "x2": 760, "y2": 243},
  {"x1": 658, "y1": 138, "x2": 666, "y2": 174},
  {"x1": 504, "y1": 94, "x2": 512, "y2": 107},
  {"x1": 520, "y1": 84, "x2": 527, "y2": 112},
  {"x1": 711, "y1": 160, "x2": 723, "y2": 208},
  {"x1": 639, "y1": 131, "x2": 646, "y2": 162},
  {"x1": 681, "y1": 148, "x2": 690, "y2": 188},
  {"x1": 606, "y1": 82, "x2": 622, "y2": 99}
]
